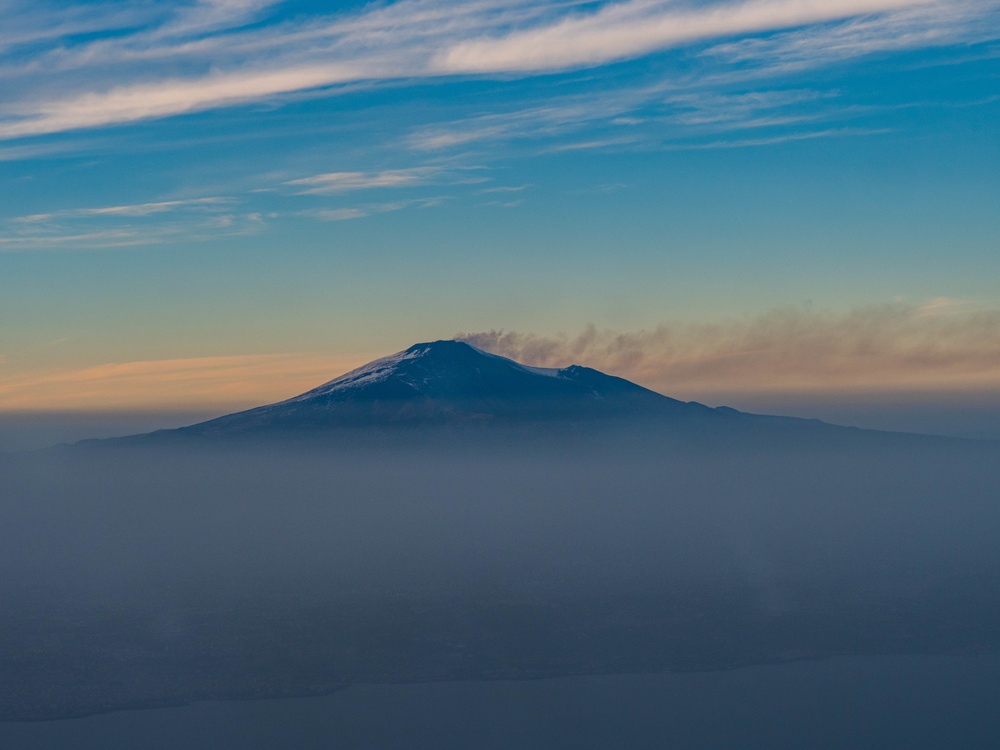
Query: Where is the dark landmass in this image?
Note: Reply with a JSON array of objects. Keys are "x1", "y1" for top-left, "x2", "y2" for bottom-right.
[
  {"x1": 4, "y1": 433, "x2": 999, "y2": 722},
  {"x1": 5, "y1": 579, "x2": 1000, "y2": 723}
]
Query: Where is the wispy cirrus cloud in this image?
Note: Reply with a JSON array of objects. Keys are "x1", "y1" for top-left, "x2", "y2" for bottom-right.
[
  {"x1": 0, "y1": 228, "x2": 158, "y2": 250},
  {"x1": 285, "y1": 167, "x2": 443, "y2": 194},
  {"x1": 0, "y1": 64, "x2": 366, "y2": 139},
  {"x1": 406, "y1": 82, "x2": 885, "y2": 155},
  {"x1": 0, "y1": 196, "x2": 262, "y2": 250},
  {"x1": 0, "y1": 166, "x2": 460, "y2": 249},
  {"x1": 150, "y1": 0, "x2": 285, "y2": 39},
  {"x1": 0, "y1": 0, "x2": 151, "y2": 56},
  {"x1": 437, "y1": 0, "x2": 939, "y2": 73},
  {"x1": 665, "y1": 126, "x2": 892, "y2": 150},
  {"x1": 0, "y1": 0, "x2": 996, "y2": 140},
  {"x1": 704, "y1": 0, "x2": 1000, "y2": 73},
  {"x1": 457, "y1": 301, "x2": 1000, "y2": 396},
  {"x1": 0, "y1": 141, "x2": 75, "y2": 161},
  {"x1": 478, "y1": 184, "x2": 531, "y2": 194},
  {"x1": 301, "y1": 196, "x2": 447, "y2": 222},
  {"x1": 664, "y1": 89, "x2": 834, "y2": 128},
  {"x1": 15, "y1": 197, "x2": 232, "y2": 222},
  {"x1": 406, "y1": 96, "x2": 651, "y2": 151}
]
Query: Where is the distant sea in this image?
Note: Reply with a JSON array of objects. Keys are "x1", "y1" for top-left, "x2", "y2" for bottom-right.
[{"x1": 2, "y1": 653, "x2": 998, "y2": 749}]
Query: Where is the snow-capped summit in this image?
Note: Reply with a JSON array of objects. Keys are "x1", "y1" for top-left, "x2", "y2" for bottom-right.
[
  {"x1": 285, "y1": 340, "x2": 655, "y2": 403},
  {"x1": 185, "y1": 339, "x2": 720, "y2": 434}
]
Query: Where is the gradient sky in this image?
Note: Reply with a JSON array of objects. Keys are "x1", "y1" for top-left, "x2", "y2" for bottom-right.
[{"x1": 1, "y1": 0, "x2": 999, "y2": 425}]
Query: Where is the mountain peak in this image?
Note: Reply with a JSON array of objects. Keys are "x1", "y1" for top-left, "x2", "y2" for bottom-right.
[
  {"x1": 183, "y1": 339, "x2": 715, "y2": 435},
  {"x1": 288, "y1": 339, "x2": 562, "y2": 403}
]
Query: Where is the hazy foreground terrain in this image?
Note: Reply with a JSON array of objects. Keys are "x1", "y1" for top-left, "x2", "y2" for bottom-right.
[{"x1": 2, "y1": 425, "x2": 999, "y2": 722}]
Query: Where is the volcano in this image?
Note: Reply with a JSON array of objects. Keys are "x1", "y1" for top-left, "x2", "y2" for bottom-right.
[{"x1": 179, "y1": 339, "x2": 742, "y2": 436}]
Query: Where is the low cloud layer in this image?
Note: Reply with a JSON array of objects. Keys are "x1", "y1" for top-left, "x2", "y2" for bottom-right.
[
  {"x1": 458, "y1": 301, "x2": 1000, "y2": 396},
  {"x1": 0, "y1": 352, "x2": 371, "y2": 410}
]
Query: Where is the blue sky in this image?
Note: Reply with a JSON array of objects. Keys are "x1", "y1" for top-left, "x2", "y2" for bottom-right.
[{"x1": 0, "y1": 0, "x2": 998, "y2": 416}]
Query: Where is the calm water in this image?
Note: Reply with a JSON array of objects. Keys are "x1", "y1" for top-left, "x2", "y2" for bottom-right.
[{"x1": 3, "y1": 654, "x2": 998, "y2": 749}]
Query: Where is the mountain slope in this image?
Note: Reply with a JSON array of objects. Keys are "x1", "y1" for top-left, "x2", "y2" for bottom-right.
[{"x1": 182, "y1": 339, "x2": 730, "y2": 435}]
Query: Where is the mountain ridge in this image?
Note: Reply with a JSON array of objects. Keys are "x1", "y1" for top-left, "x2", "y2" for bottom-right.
[
  {"x1": 182, "y1": 339, "x2": 729, "y2": 435},
  {"x1": 72, "y1": 339, "x2": 961, "y2": 447}
]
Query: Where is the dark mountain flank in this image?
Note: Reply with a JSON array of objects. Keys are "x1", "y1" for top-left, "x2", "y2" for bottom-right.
[
  {"x1": 181, "y1": 339, "x2": 735, "y2": 435},
  {"x1": 91, "y1": 339, "x2": 949, "y2": 445}
]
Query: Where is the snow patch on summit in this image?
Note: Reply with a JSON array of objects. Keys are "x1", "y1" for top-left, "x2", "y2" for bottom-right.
[
  {"x1": 284, "y1": 347, "x2": 426, "y2": 402},
  {"x1": 271, "y1": 340, "x2": 570, "y2": 408}
]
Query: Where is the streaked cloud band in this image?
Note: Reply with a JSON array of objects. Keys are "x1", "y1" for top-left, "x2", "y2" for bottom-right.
[
  {"x1": 1, "y1": 0, "x2": 994, "y2": 139},
  {"x1": 438, "y1": 0, "x2": 934, "y2": 73}
]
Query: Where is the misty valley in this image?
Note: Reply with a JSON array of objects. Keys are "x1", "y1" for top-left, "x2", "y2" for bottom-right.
[
  {"x1": 2, "y1": 342, "x2": 999, "y2": 729},
  {"x1": 3, "y1": 428, "x2": 999, "y2": 722}
]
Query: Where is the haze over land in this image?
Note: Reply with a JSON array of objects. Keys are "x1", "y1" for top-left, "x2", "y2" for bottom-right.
[{"x1": 2, "y1": 344, "x2": 998, "y2": 721}]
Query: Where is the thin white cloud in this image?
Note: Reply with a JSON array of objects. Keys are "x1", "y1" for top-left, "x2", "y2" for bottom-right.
[
  {"x1": 544, "y1": 136, "x2": 639, "y2": 153},
  {"x1": 665, "y1": 89, "x2": 833, "y2": 127},
  {"x1": 0, "y1": 1, "x2": 150, "y2": 55},
  {"x1": 0, "y1": 228, "x2": 151, "y2": 249},
  {"x1": 480, "y1": 198, "x2": 523, "y2": 208},
  {"x1": 0, "y1": 221, "x2": 264, "y2": 250},
  {"x1": 0, "y1": 64, "x2": 364, "y2": 139},
  {"x1": 407, "y1": 98, "x2": 646, "y2": 151},
  {"x1": 152, "y1": 0, "x2": 284, "y2": 39},
  {"x1": 478, "y1": 184, "x2": 531, "y2": 193},
  {"x1": 437, "y1": 0, "x2": 939, "y2": 73},
  {"x1": 285, "y1": 167, "x2": 442, "y2": 194},
  {"x1": 666, "y1": 126, "x2": 893, "y2": 150},
  {"x1": 0, "y1": 0, "x2": 994, "y2": 140},
  {"x1": 406, "y1": 82, "x2": 875, "y2": 155},
  {"x1": 0, "y1": 140, "x2": 93, "y2": 161},
  {"x1": 0, "y1": 197, "x2": 262, "y2": 250},
  {"x1": 15, "y1": 197, "x2": 232, "y2": 222},
  {"x1": 917, "y1": 296, "x2": 977, "y2": 317},
  {"x1": 704, "y1": 0, "x2": 1000, "y2": 73},
  {"x1": 309, "y1": 207, "x2": 368, "y2": 222},
  {"x1": 302, "y1": 197, "x2": 446, "y2": 222}
]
